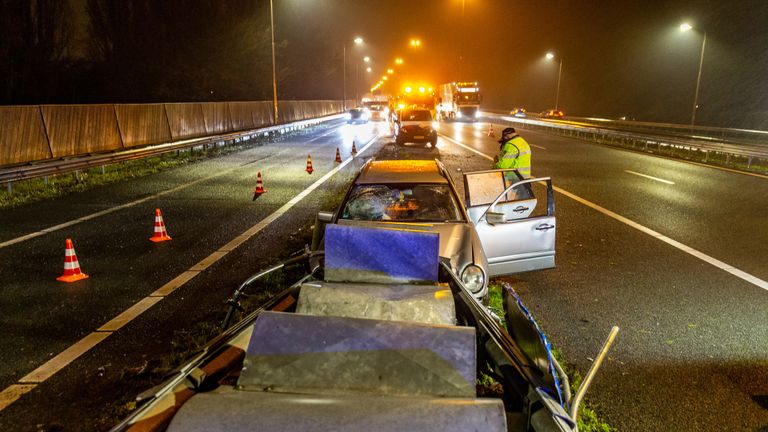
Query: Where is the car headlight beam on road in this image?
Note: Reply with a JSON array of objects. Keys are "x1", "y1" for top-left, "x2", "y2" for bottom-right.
[{"x1": 461, "y1": 264, "x2": 485, "y2": 293}]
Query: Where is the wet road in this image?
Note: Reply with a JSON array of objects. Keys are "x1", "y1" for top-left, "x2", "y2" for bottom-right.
[
  {"x1": 424, "y1": 118, "x2": 768, "y2": 432},
  {"x1": 0, "y1": 115, "x2": 766, "y2": 431}
]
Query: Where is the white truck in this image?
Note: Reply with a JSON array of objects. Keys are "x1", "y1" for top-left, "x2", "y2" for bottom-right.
[{"x1": 437, "y1": 81, "x2": 482, "y2": 121}]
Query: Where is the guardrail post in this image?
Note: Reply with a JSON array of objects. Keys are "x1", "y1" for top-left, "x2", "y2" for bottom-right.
[
  {"x1": 725, "y1": 154, "x2": 731, "y2": 165},
  {"x1": 747, "y1": 157, "x2": 753, "y2": 169},
  {"x1": 44, "y1": 176, "x2": 48, "y2": 185},
  {"x1": 101, "y1": 165, "x2": 106, "y2": 175},
  {"x1": 6, "y1": 182, "x2": 11, "y2": 194}
]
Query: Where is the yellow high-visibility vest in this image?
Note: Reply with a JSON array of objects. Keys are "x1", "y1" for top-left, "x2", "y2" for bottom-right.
[{"x1": 494, "y1": 135, "x2": 531, "y2": 177}]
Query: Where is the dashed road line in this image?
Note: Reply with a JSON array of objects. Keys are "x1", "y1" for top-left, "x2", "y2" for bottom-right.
[
  {"x1": 624, "y1": 170, "x2": 675, "y2": 184},
  {"x1": 440, "y1": 132, "x2": 768, "y2": 292},
  {"x1": 0, "y1": 132, "x2": 379, "y2": 412}
]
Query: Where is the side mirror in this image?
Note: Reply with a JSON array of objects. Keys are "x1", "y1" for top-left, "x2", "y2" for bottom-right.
[
  {"x1": 317, "y1": 211, "x2": 334, "y2": 223},
  {"x1": 311, "y1": 211, "x2": 335, "y2": 251},
  {"x1": 486, "y1": 211, "x2": 505, "y2": 225}
]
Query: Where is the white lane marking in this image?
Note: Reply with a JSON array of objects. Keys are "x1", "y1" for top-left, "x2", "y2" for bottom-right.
[
  {"x1": 19, "y1": 332, "x2": 112, "y2": 383},
  {"x1": 0, "y1": 132, "x2": 380, "y2": 412},
  {"x1": 553, "y1": 186, "x2": 768, "y2": 291},
  {"x1": 439, "y1": 134, "x2": 494, "y2": 161},
  {"x1": 530, "y1": 143, "x2": 547, "y2": 150},
  {"x1": 624, "y1": 170, "x2": 675, "y2": 185},
  {"x1": 440, "y1": 134, "x2": 768, "y2": 292},
  {"x1": 0, "y1": 384, "x2": 37, "y2": 411},
  {"x1": 0, "y1": 127, "x2": 340, "y2": 249}
]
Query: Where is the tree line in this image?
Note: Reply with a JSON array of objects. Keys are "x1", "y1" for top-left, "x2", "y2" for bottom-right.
[{"x1": 1, "y1": 0, "x2": 340, "y2": 104}]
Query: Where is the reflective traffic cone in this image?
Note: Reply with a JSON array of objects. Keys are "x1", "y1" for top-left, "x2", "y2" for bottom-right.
[
  {"x1": 351, "y1": 141, "x2": 358, "y2": 156},
  {"x1": 149, "y1": 208, "x2": 172, "y2": 243},
  {"x1": 57, "y1": 238, "x2": 89, "y2": 283},
  {"x1": 252, "y1": 171, "x2": 266, "y2": 201},
  {"x1": 306, "y1": 154, "x2": 314, "y2": 174},
  {"x1": 334, "y1": 148, "x2": 342, "y2": 163},
  {"x1": 487, "y1": 124, "x2": 495, "y2": 137}
]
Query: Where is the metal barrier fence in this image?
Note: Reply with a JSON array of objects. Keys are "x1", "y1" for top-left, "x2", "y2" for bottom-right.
[
  {"x1": 488, "y1": 113, "x2": 768, "y2": 173},
  {"x1": 0, "y1": 100, "x2": 347, "y2": 168}
]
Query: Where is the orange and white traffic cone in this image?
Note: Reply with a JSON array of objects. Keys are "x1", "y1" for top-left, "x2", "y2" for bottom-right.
[
  {"x1": 305, "y1": 154, "x2": 314, "y2": 174},
  {"x1": 57, "y1": 238, "x2": 89, "y2": 283},
  {"x1": 334, "y1": 148, "x2": 342, "y2": 163},
  {"x1": 351, "y1": 141, "x2": 358, "y2": 156},
  {"x1": 487, "y1": 124, "x2": 495, "y2": 137},
  {"x1": 252, "y1": 171, "x2": 267, "y2": 201},
  {"x1": 149, "y1": 208, "x2": 172, "y2": 243}
]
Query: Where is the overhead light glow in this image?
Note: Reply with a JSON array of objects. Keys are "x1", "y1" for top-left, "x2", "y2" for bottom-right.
[
  {"x1": 680, "y1": 23, "x2": 693, "y2": 32},
  {"x1": 546, "y1": 52, "x2": 555, "y2": 60},
  {"x1": 363, "y1": 56, "x2": 370, "y2": 62}
]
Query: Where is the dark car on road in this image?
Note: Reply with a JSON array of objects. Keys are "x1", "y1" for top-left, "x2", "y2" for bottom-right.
[
  {"x1": 393, "y1": 108, "x2": 437, "y2": 147},
  {"x1": 346, "y1": 108, "x2": 369, "y2": 124},
  {"x1": 542, "y1": 109, "x2": 564, "y2": 119}
]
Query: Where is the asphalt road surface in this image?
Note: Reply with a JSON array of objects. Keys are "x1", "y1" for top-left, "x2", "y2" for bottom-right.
[
  {"x1": 427, "y1": 118, "x2": 767, "y2": 432},
  {"x1": 0, "y1": 116, "x2": 766, "y2": 431}
]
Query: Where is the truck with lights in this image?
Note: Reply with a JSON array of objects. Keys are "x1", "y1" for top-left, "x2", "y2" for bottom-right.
[
  {"x1": 437, "y1": 82, "x2": 482, "y2": 121},
  {"x1": 393, "y1": 85, "x2": 437, "y2": 114}
]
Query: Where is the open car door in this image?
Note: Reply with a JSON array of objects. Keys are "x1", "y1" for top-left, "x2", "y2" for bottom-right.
[{"x1": 463, "y1": 169, "x2": 555, "y2": 276}]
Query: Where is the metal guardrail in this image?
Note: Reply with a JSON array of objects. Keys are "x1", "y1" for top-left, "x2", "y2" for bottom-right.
[
  {"x1": 0, "y1": 114, "x2": 341, "y2": 187},
  {"x1": 484, "y1": 108, "x2": 768, "y2": 145},
  {"x1": 486, "y1": 111, "x2": 768, "y2": 173}
]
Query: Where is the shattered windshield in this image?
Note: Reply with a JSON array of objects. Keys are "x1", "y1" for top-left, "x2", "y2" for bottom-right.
[{"x1": 340, "y1": 184, "x2": 463, "y2": 222}]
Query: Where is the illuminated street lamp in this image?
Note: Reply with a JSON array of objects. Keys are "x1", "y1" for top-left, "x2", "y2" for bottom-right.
[
  {"x1": 410, "y1": 38, "x2": 422, "y2": 47},
  {"x1": 545, "y1": 52, "x2": 563, "y2": 110},
  {"x1": 363, "y1": 56, "x2": 370, "y2": 63},
  {"x1": 395, "y1": 58, "x2": 404, "y2": 65},
  {"x1": 387, "y1": 68, "x2": 394, "y2": 74},
  {"x1": 679, "y1": 23, "x2": 707, "y2": 126},
  {"x1": 343, "y1": 36, "x2": 364, "y2": 109},
  {"x1": 366, "y1": 66, "x2": 372, "y2": 72}
]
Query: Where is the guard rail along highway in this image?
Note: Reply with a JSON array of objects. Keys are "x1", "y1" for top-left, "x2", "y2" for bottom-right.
[
  {"x1": 486, "y1": 110, "x2": 768, "y2": 174},
  {"x1": 0, "y1": 100, "x2": 354, "y2": 185}
]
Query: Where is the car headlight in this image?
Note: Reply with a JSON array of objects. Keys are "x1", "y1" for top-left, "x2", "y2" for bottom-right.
[
  {"x1": 474, "y1": 111, "x2": 481, "y2": 118},
  {"x1": 461, "y1": 265, "x2": 485, "y2": 293},
  {"x1": 456, "y1": 111, "x2": 463, "y2": 118}
]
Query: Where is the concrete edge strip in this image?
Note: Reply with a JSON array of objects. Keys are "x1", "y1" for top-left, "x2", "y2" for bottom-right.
[
  {"x1": 443, "y1": 131, "x2": 768, "y2": 292},
  {"x1": 0, "y1": 132, "x2": 379, "y2": 413}
]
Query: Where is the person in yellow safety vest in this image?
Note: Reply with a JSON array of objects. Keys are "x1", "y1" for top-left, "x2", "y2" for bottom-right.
[{"x1": 493, "y1": 127, "x2": 532, "y2": 179}]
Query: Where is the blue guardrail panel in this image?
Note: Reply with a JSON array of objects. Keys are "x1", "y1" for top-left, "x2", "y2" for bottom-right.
[{"x1": 324, "y1": 224, "x2": 439, "y2": 284}]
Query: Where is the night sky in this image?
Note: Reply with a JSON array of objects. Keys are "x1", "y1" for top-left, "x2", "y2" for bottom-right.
[
  {"x1": 4, "y1": 0, "x2": 767, "y2": 129},
  {"x1": 280, "y1": 0, "x2": 767, "y2": 128}
]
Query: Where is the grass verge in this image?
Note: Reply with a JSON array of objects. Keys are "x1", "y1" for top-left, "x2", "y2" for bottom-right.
[
  {"x1": 487, "y1": 282, "x2": 616, "y2": 432},
  {"x1": 0, "y1": 125, "x2": 325, "y2": 209}
]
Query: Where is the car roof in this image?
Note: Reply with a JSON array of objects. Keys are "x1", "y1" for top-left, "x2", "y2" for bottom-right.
[{"x1": 356, "y1": 160, "x2": 448, "y2": 184}]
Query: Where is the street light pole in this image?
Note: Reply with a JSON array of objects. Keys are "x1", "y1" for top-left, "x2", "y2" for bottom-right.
[
  {"x1": 555, "y1": 59, "x2": 563, "y2": 110},
  {"x1": 342, "y1": 37, "x2": 363, "y2": 111},
  {"x1": 269, "y1": 0, "x2": 278, "y2": 124},
  {"x1": 691, "y1": 32, "x2": 707, "y2": 127},
  {"x1": 546, "y1": 52, "x2": 563, "y2": 110}
]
